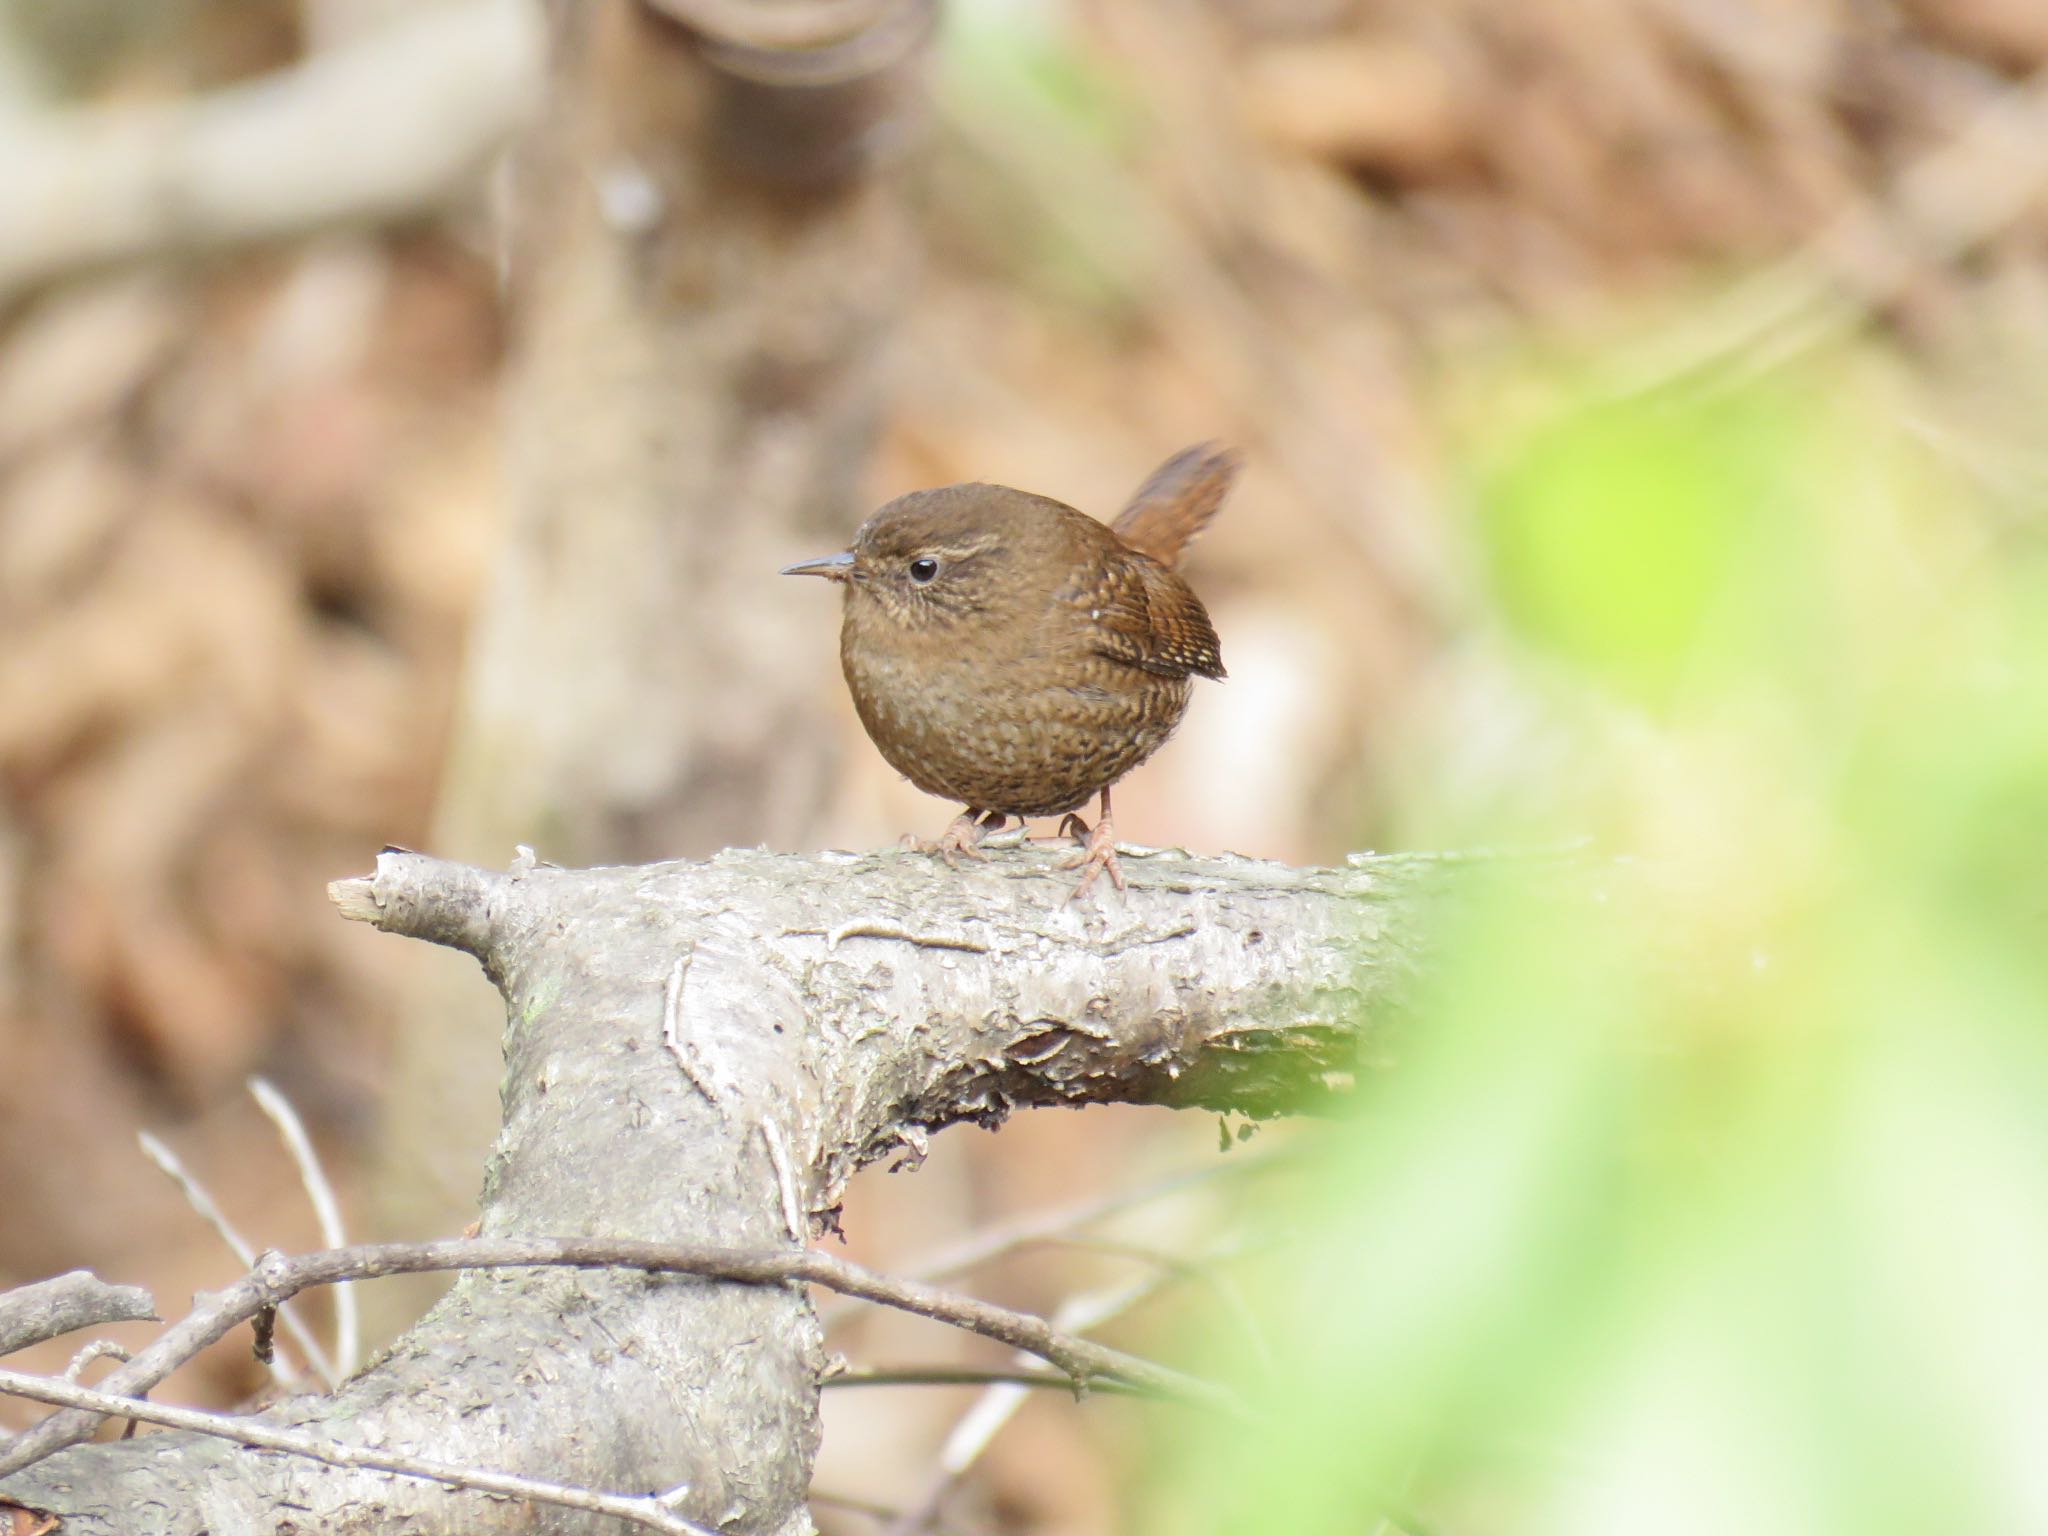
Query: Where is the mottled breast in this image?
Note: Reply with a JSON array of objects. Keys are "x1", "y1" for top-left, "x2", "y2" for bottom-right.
[{"x1": 838, "y1": 486, "x2": 1222, "y2": 818}]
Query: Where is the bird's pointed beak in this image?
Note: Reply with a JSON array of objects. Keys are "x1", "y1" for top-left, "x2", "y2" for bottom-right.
[{"x1": 781, "y1": 550, "x2": 855, "y2": 581}]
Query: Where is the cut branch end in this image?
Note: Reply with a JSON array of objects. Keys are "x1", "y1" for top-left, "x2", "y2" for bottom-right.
[{"x1": 327, "y1": 877, "x2": 381, "y2": 923}]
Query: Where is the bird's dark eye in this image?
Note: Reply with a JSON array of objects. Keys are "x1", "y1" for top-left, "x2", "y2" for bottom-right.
[{"x1": 909, "y1": 557, "x2": 939, "y2": 585}]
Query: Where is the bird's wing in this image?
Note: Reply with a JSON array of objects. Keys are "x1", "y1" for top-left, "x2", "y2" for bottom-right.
[
  {"x1": 1109, "y1": 443, "x2": 1242, "y2": 570},
  {"x1": 1061, "y1": 551, "x2": 1225, "y2": 681}
]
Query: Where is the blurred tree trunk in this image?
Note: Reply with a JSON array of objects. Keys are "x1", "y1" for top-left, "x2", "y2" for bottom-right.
[{"x1": 371, "y1": 0, "x2": 928, "y2": 1317}]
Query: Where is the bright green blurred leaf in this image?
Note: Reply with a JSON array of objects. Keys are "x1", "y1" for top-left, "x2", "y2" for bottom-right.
[{"x1": 1140, "y1": 337, "x2": 2048, "y2": 1536}]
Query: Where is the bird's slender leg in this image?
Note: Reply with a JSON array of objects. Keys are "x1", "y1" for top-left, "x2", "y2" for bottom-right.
[
  {"x1": 919, "y1": 808, "x2": 996, "y2": 867},
  {"x1": 1061, "y1": 786, "x2": 1126, "y2": 899}
]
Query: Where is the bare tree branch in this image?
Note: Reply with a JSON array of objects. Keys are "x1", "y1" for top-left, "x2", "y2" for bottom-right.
[
  {"x1": 0, "y1": 846, "x2": 1437, "y2": 1532},
  {"x1": 885, "y1": 1259, "x2": 1198, "y2": 1536},
  {"x1": 58, "y1": 1340, "x2": 132, "y2": 1383},
  {"x1": 0, "y1": 1274, "x2": 155, "y2": 1358},
  {"x1": 816, "y1": 1151, "x2": 1285, "y2": 1332},
  {"x1": 248, "y1": 1077, "x2": 360, "y2": 1380},
  {"x1": 0, "y1": 1367, "x2": 713, "y2": 1536},
  {"x1": 135, "y1": 1129, "x2": 332, "y2": 1387},
  {"x1": 0, "y1": 1234, "x2": 1231, "y2": 1477},
  {"x1": 893, "y1": 1154, "x2": 1285, "y2": 1283}
]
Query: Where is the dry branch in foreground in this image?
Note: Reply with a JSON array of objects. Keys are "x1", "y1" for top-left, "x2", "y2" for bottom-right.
[
  {"x1": 0, "y1": 844, "x2": 1438, "y2": 1533},
  {"x1": 0, "y1": 1274, "x2": 156, "y2": 1360}
]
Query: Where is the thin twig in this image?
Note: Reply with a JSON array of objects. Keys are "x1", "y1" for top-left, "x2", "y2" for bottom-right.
[
  {"x1": 0, "y1": 1272, "x2": 156, "y2": 1357},
  {"x1": 0, "y1": 1367, "x2": 711, "y2": 1536},
  {"x1": 0, "y1": 1236, "x2": 1238, "y2": 1477},
  {"x1": 1021, "y1": 1236, "x2": 1272, "y2": 1374},
  {"x1": 61, "y1": 1340, "x2": 132, "y2": 1383},
  {"x1": 136, "y1": 1131, "x2": 335, "y2": 1387},
  {"x1": 787, "y1": 1256, "x2": 1222, "y2": 1409},
  {"x1": 885, "y1": 1265, "x2": 1203, "y2": 1536},
  {"x1": 820, "y1": 1152, "x2": 1286, "y2": 1329},
  {"x1": 249, "y1": 1077, "x2": 359, "y2": 1380}
]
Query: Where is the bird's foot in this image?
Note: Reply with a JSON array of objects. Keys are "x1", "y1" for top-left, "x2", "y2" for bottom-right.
[
  {"x1": 1061, "y1": 814, "x2": 1126, "y2": 900},
  {"x1": 916, "y1": 811, "x2": 1004, "y2": 868},
  {"x1": 1054, "y1": 812, "x2": 1091, "y2": 846},
  {"x1": 971, "y1": 811, "x2": 1019, "y2": 850}
]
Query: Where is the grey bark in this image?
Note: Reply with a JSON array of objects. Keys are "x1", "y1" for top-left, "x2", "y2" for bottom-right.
[
  {"x1": 0, "y1": 844, "x2": 1434, "y2": 1534},
  {"x1": 0, "y1": 1273, "x2": 156, "y2": 1357}
]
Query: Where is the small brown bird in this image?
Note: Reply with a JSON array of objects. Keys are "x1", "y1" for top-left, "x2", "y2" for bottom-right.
[{"x1": 784, "y1": 444, "x2": 1238, "y2": 897}]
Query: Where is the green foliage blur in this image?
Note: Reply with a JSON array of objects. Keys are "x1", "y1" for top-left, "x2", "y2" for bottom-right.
[{"x1": 1142, "y1": 340, "x2": 2048, "y2": 1535}]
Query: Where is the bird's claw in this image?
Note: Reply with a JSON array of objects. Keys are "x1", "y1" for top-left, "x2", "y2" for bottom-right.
[
  {"x1": 1062, "y1": 817, "x2": 1127, "y2": 901},
  {"x1": 917, "y1": 811, "x2": 1002, "y2": 868}
]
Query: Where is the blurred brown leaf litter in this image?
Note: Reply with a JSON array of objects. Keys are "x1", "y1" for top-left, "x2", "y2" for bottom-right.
[
  {"x1": 1, "y1": 0, "x2": 2045, "y2": 1526},
  {"x1": 0, "y1": 242, "x2": 500, "y2": 1305}
]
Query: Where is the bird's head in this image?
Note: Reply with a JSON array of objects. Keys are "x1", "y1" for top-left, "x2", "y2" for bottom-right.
[{"x1": 782, "y1": 485, "x2": 1052, "y2": 635}]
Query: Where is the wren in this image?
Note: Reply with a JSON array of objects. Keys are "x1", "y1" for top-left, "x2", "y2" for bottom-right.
[{"x1": 784, "y1": 443, "x2": 1238, "y2": 897}]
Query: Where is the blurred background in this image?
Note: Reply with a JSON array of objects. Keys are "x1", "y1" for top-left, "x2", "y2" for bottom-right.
[{"x1": 1, "y1": 0, "x2": 2045, "y2": 1531}]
